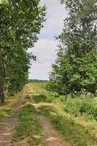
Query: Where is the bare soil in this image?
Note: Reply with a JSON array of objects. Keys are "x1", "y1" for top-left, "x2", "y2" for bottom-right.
[
  {"x1": 39, "y1": 115, "x2": 69, "y2": 146},
  {"x1": 0, "y1": 110, "x2": 18, "y2": 146},
  {"x1": 33, "y1": 103, "x2": 69, "y2": 146}
]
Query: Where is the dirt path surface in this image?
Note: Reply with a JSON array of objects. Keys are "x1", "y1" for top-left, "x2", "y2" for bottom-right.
[
  {"x1": 33, "y1": 103, "x2": 69, "y2": 146},
  {"x1": 0, "y1": 85, "x2": 69, "y2": 146},
  {"x1": 0, "y1": 111, "x2": 18, "y2": 146},
  {"x1": 39, "y1": 115, "x2": 69, "y2": 146},
  {"x1": 0, "y1": 86, "x2": 27, "y2": 146}
]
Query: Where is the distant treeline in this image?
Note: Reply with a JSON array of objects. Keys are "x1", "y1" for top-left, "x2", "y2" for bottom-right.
[{"x1": 28, "y1": 79, "x2": 48, "y2": 83}]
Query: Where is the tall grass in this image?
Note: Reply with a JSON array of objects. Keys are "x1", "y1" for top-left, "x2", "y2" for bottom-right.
[{"x1": 63, "y1": 95, "x2": 97, "y2": 120}]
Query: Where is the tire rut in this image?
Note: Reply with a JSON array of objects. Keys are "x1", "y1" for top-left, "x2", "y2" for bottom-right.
[
  {"x1": 33, "y1": 103, "x2": 69, "y2": 146},
  {"x1": 0, "y1": 86, "x2": 27, "y2": 146},
  {"x1": 39, "y1": 115, "x2": 69, "y2": 146}
]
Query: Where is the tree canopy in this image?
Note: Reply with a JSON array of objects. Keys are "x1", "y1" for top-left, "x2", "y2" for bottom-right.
[
  {"x1": 48, "y1": 0, "x2": 97, "y2": 95},
  {"x1": 0, "y1": 0, "x2": 46, "y2": 103}
]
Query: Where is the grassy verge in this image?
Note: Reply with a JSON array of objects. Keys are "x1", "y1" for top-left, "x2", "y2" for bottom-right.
[
  {"x1": 11, "y1": 104, "x2": 43, "y2": 146},
  {"x1": 28, "y1": 82, "x2": 97, "y2": 146},
  {"x1": 0, "y1": 93, "x2": 21, "y2": 121},
  {"x1": 39, "y1": 105, "x2": 97, "y2": 146}
]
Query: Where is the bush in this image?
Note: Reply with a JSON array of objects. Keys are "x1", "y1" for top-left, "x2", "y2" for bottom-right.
[
  {"x1": 49, "y1": 51, "x2": 97, "y2": 94},
  {"x1": 64, "y1": 95, "x2": 97, "y2": 120}
]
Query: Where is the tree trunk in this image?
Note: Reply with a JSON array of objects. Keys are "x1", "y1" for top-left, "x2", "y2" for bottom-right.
[
  {"x1": 1, "y1": 94, "x2": 4, "y2": 104},
  {"x1": 1, "y1": 56, "x2": 7, "y2": 104}
]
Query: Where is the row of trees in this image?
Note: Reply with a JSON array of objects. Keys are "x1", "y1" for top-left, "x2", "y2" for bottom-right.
[
  {"x1": 48, "y1": 0, "x2": 97, "y2": 95},
  {"x1": 0, "y1": 0, "x2": 46, "y2": 103}
]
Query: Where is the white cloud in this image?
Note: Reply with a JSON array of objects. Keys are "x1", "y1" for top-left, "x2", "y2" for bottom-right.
[
  {"x1": 29, "y1": 0, "x2": 67, "y2": 80},
  {"x1": 29, "y1": 39, "x2": 58, "y2": 80},
  {"x1": 40, "y1": 0, "x2": 67, "y2": 36}
]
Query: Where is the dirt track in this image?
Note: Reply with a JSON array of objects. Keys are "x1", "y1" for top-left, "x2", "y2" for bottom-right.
[
  {"x1": 39, "y1": 115, "x2": 68, "y2": 146},
  {"x1": 0, "y1": 108, "x2": 19, "y2": 146},
  {"x1": 33, "y1": 103, "x2": 69, "y2": 146},
  {"x1": 0, "y1": 86, "x2": 69, "y2": 146},
  {"x1": 0, "y1": 86, "x2": 26, "y2": 146}
]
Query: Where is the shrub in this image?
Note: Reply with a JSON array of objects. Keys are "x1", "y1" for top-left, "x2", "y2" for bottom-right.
[{"x1": 64, "y1": 95, "x2": 97, "y2": 120}]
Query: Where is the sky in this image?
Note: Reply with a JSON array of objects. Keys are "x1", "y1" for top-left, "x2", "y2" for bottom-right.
[{"x1": 29, "y1": 0, "x2": 67, "y2": 80}]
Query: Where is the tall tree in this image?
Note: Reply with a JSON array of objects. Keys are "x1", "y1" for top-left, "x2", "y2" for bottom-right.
[
  {"x1": 48, "y1": 0, "x2": 97, "y2": 95},
  {"x1": 60, "y1": 0, "x2": 97, "y2": 56},
  {"x1": 0, "y1": 0, "x2": 46, "y2": 103}
]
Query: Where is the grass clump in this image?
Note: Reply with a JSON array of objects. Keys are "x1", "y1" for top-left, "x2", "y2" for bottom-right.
[
  {"x1": 0, "y1": 108, "x2": 11, "y2": 120},
  {"x1": 32, "y1": 94, "x2": 48, "y2": 103},
  {"x1": 12, "y1": 104, "x2": 43, "y2": 146},
  {"x1": 39, "y1": 105, "x2": 97, "y2": 146},
  {"x1": 0, "y1": 93, "x2": 21, "y2": 121}
]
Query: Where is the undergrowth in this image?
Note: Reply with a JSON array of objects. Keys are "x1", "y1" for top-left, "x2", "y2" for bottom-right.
[
  {"x1": 0, "y1": 93, "x2": 20, "y2": 121},
  {"x1": 60, "y1": 95, "x2": 97, "y2": 121}
]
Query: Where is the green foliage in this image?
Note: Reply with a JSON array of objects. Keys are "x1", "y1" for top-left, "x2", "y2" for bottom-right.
[
  {"x1": 63, "y1": 95, "x2": 97, "y2": 120},
  {"x1": 48, "y1": 0, "x2": 97, "y2": 94},
  {"x1": 0, "y1": 0, "x2": 46, "y2": 103}
]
